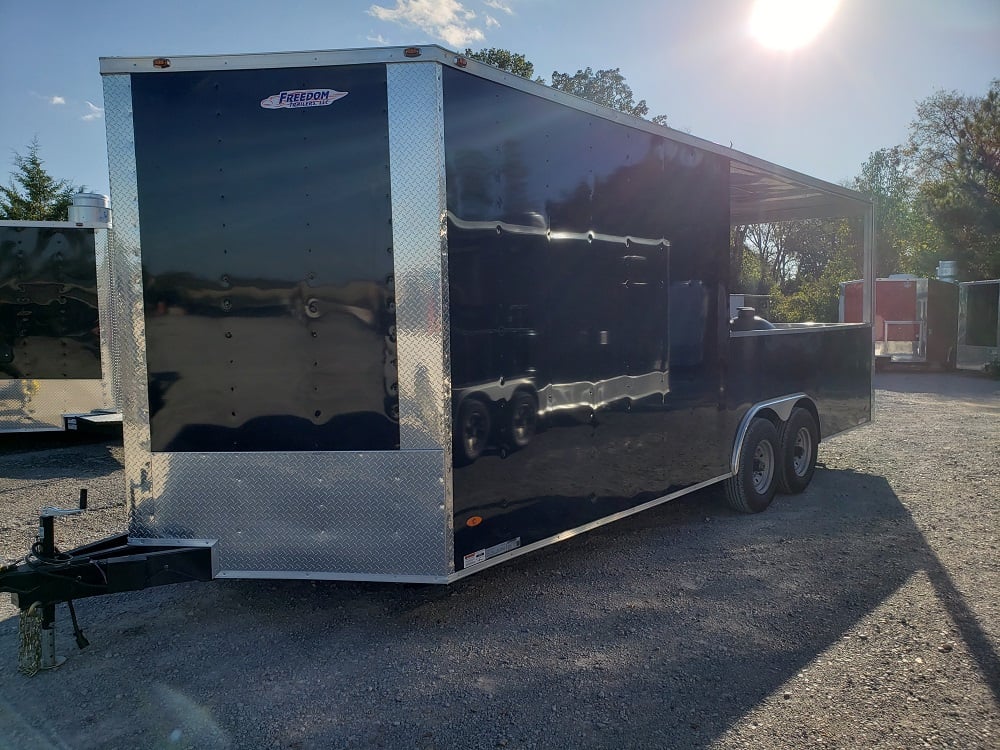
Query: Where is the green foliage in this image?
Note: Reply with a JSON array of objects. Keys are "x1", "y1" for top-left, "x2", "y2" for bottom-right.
[
  {"x1": 917, "y1": 80, "x2": 1000, "y2": 280},
  {"x1": 550, "y1": 66, "x2": 649, "y2": 117},
  {"x1": 549, "y1": 66, "x2": 667, "y2": 123},
  {"x1": 466, "y1": 49, "x2": 669, "y2": 124},
  {"x1": 0, "y1": 139, "x2": 79, "y2": 221},
  {"x1": 465, "y1": 48, "x2": 537, "y2": 80},
  {"x1": 906, "y1": 80, "x2": 1000, "y2": 280},
  {"x1": 770, "y1": 247, "x2": 858, "y2": 323}
]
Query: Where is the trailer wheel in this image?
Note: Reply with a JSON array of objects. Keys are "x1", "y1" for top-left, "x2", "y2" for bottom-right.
[
  {"x1": 455, "y1": 398, "x2": 491, "y2": 464},
  {"x1": 726, "y1": 418, "x2": 780, "y2": 513},
  {"x1": 507, "y1": 391, "x2": 538, "y2": 449},
  {"x1": 776, "y1": 407, "x2": 818, "y2": 494}
]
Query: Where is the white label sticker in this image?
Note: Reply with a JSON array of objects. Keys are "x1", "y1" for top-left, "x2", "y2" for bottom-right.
[
  {"x1": 260, "y1": 89, "x2": 348, "y2": 110},
  {"x1": 463, "y1": 549, "x2": 487, "y2": 569},
  {"x1": 462, "y1": 537, "x2": 521, "y2": 570}
]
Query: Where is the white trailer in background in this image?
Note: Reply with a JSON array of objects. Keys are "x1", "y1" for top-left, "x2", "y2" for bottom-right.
[
  {"x1": 0, "y1": 193, "x2": 121, "y2": 433},
  {"x1": 957, "y1": 279, "x2": 1000, "y2": 371}
]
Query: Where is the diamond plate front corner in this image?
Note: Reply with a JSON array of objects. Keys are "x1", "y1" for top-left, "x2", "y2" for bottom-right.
[
  {"x1": 103, "y1": 73, "x2": 154, "y2": 517},
  {"x1": 387, "y1": 63, "x2": 451, "y2": 454}
]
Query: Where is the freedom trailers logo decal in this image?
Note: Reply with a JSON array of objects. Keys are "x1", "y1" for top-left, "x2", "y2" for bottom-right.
[{"x1": 260, "y1": 89, "x2": 348, "y2": 109}]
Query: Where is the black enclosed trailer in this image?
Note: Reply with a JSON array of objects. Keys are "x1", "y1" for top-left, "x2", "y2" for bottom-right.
[
  {"x1": 3, "y1": 46, "x2": 874, "y2": 665},
  {"x1": 0, "y1": 195, "x2": 121, "y2": 433}
]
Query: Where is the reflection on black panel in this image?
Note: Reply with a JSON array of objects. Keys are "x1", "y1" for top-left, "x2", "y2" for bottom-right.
[
  {"x1": 0, "y1": 227, "x2": 101, "y2": 379},
  {"x1": 442, "y1": 67, "x2": 733, "y2": 569},
  {"x1": 131, "y1": 65, "x2": 398, "y2": 452}
]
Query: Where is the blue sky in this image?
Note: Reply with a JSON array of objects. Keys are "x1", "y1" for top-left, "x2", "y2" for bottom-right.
[{"x1": 0, "y1": 0, "x2": 997, "y2": 198}]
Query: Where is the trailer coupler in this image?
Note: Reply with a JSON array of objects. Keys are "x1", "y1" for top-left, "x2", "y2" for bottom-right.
[{"x1": 1, "y1": 494, "x2": 216, "y2": 675}]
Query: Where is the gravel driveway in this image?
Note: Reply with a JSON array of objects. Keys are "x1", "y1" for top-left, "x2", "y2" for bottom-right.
[{"x1": 1, "y1": 371, "x2": 997, "y2": 749}]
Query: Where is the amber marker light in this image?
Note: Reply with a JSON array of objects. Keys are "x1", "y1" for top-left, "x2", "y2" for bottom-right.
[
  {"x1": 152, "y1": 58, "x2": 171, "y2": 69},
  {"x1": 466, "y1": 516, "x2": 483, "y2": 527},
  {"x1": 454, "y1": 56, "x2": 468, "y2": 68},
  {"x1": 403, "y1": 47, "x2": 421, "y2": 58}
]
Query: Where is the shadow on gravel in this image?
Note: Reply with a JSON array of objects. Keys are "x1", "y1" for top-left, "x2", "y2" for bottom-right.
[
  {"x1": 0, "y1": 434, "x2": 123, "y2": 482},
  {"x1": 875, "y1": 370, "x2": 1000, "y2": 398},
  {"x1": 0, "y1": 468, "x2": 996, "y2": 749}
]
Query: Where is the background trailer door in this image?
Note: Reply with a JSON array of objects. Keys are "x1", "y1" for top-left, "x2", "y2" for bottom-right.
[
  {"x1": 958, "y1": 279, "x2": 1000, "y2": 371},
  {"x1": 97, "y1": 45, "x2": 873, "y2": 583},
  {"x1": 0, "y1": 194, "x2": 119, "y2": 433},
  {"x1": 840, "y1": 277, "x2": 958, "y2": 367}
]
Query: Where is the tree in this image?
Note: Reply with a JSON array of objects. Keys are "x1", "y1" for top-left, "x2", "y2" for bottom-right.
[
  {"x1": 466, "y1": 49, "x2": 669, "y2": 124},
  {"x1": 852, "y1": 147, "x2": 923, "y2": 277},
  {"x1": 917, "y1": 80, "x2": 1000, "y2": 279},
  {"x1": 0, "y1": 138, "x2": 79, "y2": 221},
  {"x1": 550, "y1": 66, "x2": 649, "y2": 117},
  {"x1": 465, "y1": 48, "x2": 537, "y2": 80}
]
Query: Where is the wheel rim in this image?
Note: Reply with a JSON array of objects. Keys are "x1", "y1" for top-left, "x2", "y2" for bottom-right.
[
  {"x1": 752, "y1": 440, "x2": 775, "y2": 494},
  {"x1": 463, "y1": 411, "x2": 487, "y2": 456},
  {"x1": 792, "y1": 426, "x2": 813, "y2": 477},
  {"x1": 511, "y1": 401, "x2": 535, "y2": 442}
]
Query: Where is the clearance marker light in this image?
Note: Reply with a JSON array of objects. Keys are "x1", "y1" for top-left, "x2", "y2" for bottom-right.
[
  {"x1": 403, "y1": 47, "x2": 421, "y2": 58},
  {"x1": 466, "y1": 516, "x2": 483, "y2": 527},
  {"x1": 454, "y1": 56, "x2": 468, "y2": 68},
  {"x1": 152, "y1": 58, "x2": 171, "y2": 69}
]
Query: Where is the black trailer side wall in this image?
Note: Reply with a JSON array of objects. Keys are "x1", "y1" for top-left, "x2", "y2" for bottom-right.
[
  {"x1": 0, "y1": 227, "x2": 101, "y2": 379},
  {"x1": 130, "y1": 66, "x2": 398, "y2": 452},
  {"x1": 443, "y1": 68, "x2": 732, "y2": 568}
]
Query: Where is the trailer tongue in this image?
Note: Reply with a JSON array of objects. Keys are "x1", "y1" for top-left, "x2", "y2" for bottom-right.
[{"x1": 1, "y1": 493, "x2": 215, "y2": 674}]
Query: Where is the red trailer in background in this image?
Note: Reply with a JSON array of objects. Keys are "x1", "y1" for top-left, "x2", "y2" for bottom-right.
[{"x1": 840, "y1": 277, "x2": 958, "y2": 368}]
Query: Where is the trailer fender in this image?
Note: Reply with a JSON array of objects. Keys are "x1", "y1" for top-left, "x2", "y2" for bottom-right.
[{"x1": 731, "y1": 393, "x2": 819, "y2": 475}]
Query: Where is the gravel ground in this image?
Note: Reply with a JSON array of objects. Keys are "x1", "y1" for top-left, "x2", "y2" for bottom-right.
[{"x1": 0, "y1": 371, "x2": 997, "y2": 750}]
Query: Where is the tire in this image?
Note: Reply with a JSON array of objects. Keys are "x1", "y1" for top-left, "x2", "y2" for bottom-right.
[
  {"x1": 725, "y1": 418, "x2": 780, "y2": 513},
  {"x1": 776, "y1": 407, "x2": 819, "y2": 494},
  {"x1": 455, "y1": 397, "x2": 491, "y2": 465},
  {"x1": 506, "y1": 391, "x2": 538, "y2": 449}
]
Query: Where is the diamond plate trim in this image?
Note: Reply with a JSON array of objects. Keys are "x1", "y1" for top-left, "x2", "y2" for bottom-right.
[
  {"x1": 387, "y1": 63, "x2": 454, "y2": 570},
  {"x1": 387, "y1": 63, "x2": 450, "y2": 452},
  {"x1": 144, "y1": 451, "x2": 449, "y2": 577},
  {"x1": 94, "y1": 227, "x2": 118, "y2": 409},
  {"x1": 0, "y1": 380, "x2": 108, "y2": 432},
  {"x1": 103, "y1": 73, "x2": 154, "y2": 521}
]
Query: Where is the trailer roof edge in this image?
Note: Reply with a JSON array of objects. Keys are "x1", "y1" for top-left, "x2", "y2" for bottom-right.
[{"x1": 99, "y1": 44, "x2": 872, "y2": 221}]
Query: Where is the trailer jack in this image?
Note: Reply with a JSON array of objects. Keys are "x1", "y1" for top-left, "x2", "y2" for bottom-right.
[{"x1": 0, "y1": 491, "x2": 216, "y2": 675}]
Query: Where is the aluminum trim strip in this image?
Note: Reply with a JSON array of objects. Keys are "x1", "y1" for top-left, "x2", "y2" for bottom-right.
[
  {"x1": 0, "y1": 220, "x2": 111, "y2": 228},
  {"x1": 447, "y1": 213, "x2": 669, "y2": 247},
  {"x1": 103, "y1": 73, "x2": 155, "y2": 519},
  {"x1": 94, "y1": 227, "x2": 117, "y2": 410},
  {"x1": 387, "y1": 61, "x2": 453, "y2": 571},
  {"x1": 215, "y1": 570, "x2": 449, "y2": 584},
  {"x1": 448, "y1": 473, "x2": 732, "y2": 582}
]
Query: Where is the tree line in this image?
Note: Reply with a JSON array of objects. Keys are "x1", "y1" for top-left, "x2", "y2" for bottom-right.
[{"x1": 735, "y1": 79, "x2": 999, "y2": 321}]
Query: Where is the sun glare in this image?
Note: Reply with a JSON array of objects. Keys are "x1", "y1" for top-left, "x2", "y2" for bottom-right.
[{"x1": 750, "y1": 0, "x2": 840, "y2": 51}]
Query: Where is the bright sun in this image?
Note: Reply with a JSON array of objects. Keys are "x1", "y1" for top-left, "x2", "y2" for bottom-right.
[{"x1": 750, "y1": 0, "x2": 840, "y2": 51}]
